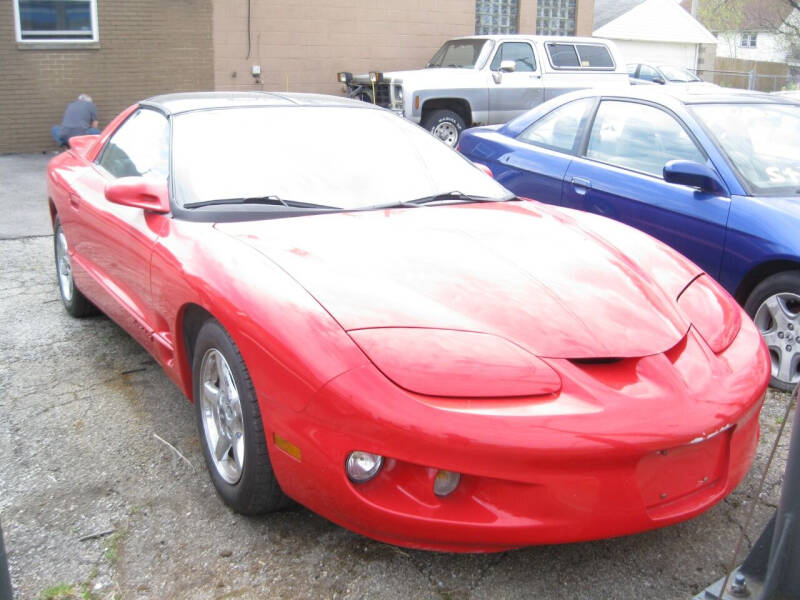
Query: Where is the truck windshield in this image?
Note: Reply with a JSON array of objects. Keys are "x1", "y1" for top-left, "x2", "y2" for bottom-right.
[{"x1": 427, "y1": 39, "x2": 491, "y2": 69}]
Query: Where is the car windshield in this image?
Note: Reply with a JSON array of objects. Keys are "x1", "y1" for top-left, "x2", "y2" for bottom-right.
[
  {"x1": 691, "y1": 102, "x2": 800, "y2": 195},
  {"x1": 172, "y1": 106, "x2": 512, "y2": 211},
  {"x1": 659, "y1": 65, "x2": 700, "y2": 82},
  {"x1": 427, "y1": 39, "x2": 491, "y2": 68}
]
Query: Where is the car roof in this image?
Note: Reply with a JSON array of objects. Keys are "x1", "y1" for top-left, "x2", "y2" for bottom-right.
[
  {"x1": 566, "y1": 85, "x2": 797, "y2": 106},
  {"x1": 451, "y1": 34, "x2": 606, "y2": 44},
  {"x1": 140, "y1": 91, "x2": 370, "y2": 115}
]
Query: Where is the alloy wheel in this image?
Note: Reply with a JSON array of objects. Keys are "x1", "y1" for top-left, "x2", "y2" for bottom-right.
[
  {"x1": 754, "y1": 292, "x2": 800, "y2": 386},
  {"x1": 56, "y1": 229, "x2": 73, "y2": 302},
  {"x1": 199, "y1": 348, "x2": 245, "y2": 484}
]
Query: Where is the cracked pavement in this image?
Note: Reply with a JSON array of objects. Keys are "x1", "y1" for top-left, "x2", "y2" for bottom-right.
[{"x1": 0, "y1": 153, "x2": 795, "y2": 599}]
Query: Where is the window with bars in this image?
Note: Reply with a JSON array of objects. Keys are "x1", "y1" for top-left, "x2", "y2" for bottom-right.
[
  {"x1": 536, "y1": 0, "x2": 576, "y2": 36},
  {"x1": 475, "y1": 0, "x2": 519, "y2": 35},
  {"x1": 14, "y1": 0, "x2": 98, "y2": 43}
]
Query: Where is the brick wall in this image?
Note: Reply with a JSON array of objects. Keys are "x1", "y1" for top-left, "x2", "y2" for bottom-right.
[
  {"x1": 0, "y1": 0, "x2": 214, "y2": 154},
  {"x1": 211, "y1": 0, "x2": 539, "y2": 95},
  {"x1": 575, "y1": 0, "x2": 594, "y2": 37}
]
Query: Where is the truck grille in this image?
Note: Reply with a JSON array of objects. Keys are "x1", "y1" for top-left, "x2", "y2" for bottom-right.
[{"x1": 373, "y1": 83, "x2": 391, "y2": 108}]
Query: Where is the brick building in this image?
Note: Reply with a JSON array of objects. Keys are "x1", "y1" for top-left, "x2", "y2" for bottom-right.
[{"x1": 1, "y1": 0, "x2": 593, "y2": 154}]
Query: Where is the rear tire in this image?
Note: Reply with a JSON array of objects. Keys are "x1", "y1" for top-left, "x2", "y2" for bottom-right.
[
  {"x1": 744, "y1": 271, "x2": 800, "y2": 391},
  {"x1": 423, "y1": 109, "x2": 465, "y2": 147},
  {"x1": 193, "y1": 318, "x2": 290, "y2": 514},
  {"x1": 53, "y1": 217, "x2": 98, "y2": 318}
]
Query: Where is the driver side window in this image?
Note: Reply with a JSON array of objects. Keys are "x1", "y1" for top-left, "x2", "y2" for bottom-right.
[
  {"x1": 637, "y1": 65, "x2": 660, "y2": 82},
  {"x1": 490, "y1": 42, "x2": 536, "y2": 72},
  {"x1": 517, "y1": 98, "x2": 593, "y2": 154},
  {"x1": 98, "y1": 109, "x2": 169, "y2": 179}
]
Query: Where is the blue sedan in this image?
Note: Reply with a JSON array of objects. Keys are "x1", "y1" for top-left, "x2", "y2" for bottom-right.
[{"x1": 459, "y1": 86, "x2": 800, "y2": 390}]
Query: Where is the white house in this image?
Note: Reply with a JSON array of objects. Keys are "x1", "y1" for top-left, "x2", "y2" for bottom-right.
[
  {"x1": 705, "y1": 0, "x2": 800, "y2": 65},
  {"x1": 593, "y1": 0, "x2": 717, "y2": 69}
]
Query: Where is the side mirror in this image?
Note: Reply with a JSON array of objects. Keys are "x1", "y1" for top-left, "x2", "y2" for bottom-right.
[
  {"x1": 68, "y1": 134, "x2": 99, "y2": 158},
  {"x1": 105, "y1": 177, "x2": 170, "y2": 213},
  {"x1": 653, "y1": 76, "x2": 666, "y2": 85},
  {"x1": 499, "y1": 60, "x2": 516, "y2": 73},
  {"x1": 663, "y1": 160, "x2": 726, "y2": 195}
]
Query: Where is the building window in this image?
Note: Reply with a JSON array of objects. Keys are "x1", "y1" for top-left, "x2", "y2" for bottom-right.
[
  {"x1": 740, "y1": 32, "x2": 757, "y2": 48},
  {"x1": 14, "y1": 0, "x2": 98, "y2": 43},
  {"x1": 537, "y1": 0, "x2": 576, "y2": 36},
  {"x1": 475, "y1": 0, "x2": 519, "y2": 35}
]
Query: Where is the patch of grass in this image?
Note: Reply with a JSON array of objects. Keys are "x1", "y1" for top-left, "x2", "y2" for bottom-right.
[
  {"x1": 40, "y1": 583, "x2": 78, "y2": 600},
  {"x1": 104, "y1": 529, "x2": 126, "y2": 564}
]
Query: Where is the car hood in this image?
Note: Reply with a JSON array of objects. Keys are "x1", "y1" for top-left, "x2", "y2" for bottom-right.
[
  {"x1": 352, "y1": 68, "x2": 483, "y2": 87},
  {"x1": 215, "y1": 202, "x2": 697, "y2": 359}
]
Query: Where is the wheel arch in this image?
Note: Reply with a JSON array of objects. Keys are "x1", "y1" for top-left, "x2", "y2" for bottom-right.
[
  {"x1": 48, "y1": 198, "x2": 57, "y2": 227},
  {"x1": 421, "y1": 98, "x2": 473, "y2": 127},
  {"x1": 177, "y1": 303, "x2": 216, "y2": 401},
  {"x1": 735, "y1": 259, "x2": 800, "y2": 306}
]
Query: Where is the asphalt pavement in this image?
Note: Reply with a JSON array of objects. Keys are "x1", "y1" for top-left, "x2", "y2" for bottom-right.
[{"x1": 0, "y1": 152, "x2": 794, "y2": 600}]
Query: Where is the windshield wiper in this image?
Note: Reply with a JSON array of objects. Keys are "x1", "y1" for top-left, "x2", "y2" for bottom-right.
[
  {"x1": 407, "y1": 191, "x2": 508, "y2": 206},
  {"x1": 183, "y1": 195, "x2": 338, "y2": 210},
  {"x1": 365, "y1": 191, "x2": 512, "y2": 210}
]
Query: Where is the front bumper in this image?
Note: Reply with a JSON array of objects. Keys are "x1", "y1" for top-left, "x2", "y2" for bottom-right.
[{"x1": 261, "y1": 319, "x2": 770, "y2": 552}]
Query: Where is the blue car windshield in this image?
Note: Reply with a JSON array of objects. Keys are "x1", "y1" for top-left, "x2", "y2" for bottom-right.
[{"x1": 692, "y1": 103, "x2": 800, "y2": 196}]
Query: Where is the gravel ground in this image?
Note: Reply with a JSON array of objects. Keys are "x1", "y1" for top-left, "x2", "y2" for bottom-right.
[{"x1": 0, "y1": 154, "x2": 795, "y2": 600}]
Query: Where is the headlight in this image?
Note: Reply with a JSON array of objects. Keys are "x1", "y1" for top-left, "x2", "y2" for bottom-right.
[
  {"x1": 678, "y1": 274, "x2": 741, "y2": 353},
  {"x1": 337, "y1": 71, "x2": 352, "y2": 84},
  {"x1": 346, "y1": 451, "x2": 383, "y2": 482},
  {"x1": 349, "y1": 328, "x2": 561, "y2": 397},
  {"x1": 369, "y1": 71, "x2": 383, "y2": 84},
  {"x1": 394, "y1": 84, "x2": 404, "y2": 105}
]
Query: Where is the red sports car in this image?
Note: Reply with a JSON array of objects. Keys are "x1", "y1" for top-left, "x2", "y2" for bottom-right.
[{"x1": 47, "y1": 92, "x2": 770, "y2": 552}]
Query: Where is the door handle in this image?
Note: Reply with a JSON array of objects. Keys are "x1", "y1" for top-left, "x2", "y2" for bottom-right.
[
  {"x1": 69, "y1": 193, "x2": 80, "y2": 209},
  {"x1": 571, "y1": 177, "x2": 592, "y2": 195}
]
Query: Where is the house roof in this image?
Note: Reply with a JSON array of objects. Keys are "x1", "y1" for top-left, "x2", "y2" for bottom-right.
[
  {"x1": 593, "y1": 0, "x2": 647, "y2": 29},
  {"x1": 594, "y1": 0, "x2": 718, "y2": 44},
  {"x1": 680, "y1": 0, "x2": 794, "y2": 32}
]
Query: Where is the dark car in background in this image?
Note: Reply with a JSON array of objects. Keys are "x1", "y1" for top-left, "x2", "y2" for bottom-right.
[
  {"x1": 627, "y1": 63, "x2": 706, "y2": 85},
  {"x1": 459, "y1": 86, "x2": 800, "y2": 390}
]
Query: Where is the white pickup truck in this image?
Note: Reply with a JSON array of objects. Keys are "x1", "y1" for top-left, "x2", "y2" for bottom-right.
[{"x1": 338, "y1": 35, "x2": 629, "y2": 146}]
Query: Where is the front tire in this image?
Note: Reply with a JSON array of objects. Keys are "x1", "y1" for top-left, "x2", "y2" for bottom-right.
[
  {"x1": 53, "y1": 217, "x2": 97, "y2": 318},
  {"x1": 423, "y1": 109, "x2": 465, "y2": 147},
  {"x1": 193, "y1": 319, "x2": 289, "y2": 514},
  {"x1": 744, "y1": 271, "x2": 800, "y2": 391}
]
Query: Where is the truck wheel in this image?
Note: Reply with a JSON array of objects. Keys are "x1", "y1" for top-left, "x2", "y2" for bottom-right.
[{"x1": 423, "y1": 110, "x2": 465, "y2": 147}]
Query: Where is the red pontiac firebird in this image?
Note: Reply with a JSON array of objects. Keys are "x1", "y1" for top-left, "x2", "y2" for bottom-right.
[{"x1": 47, "y1": 92, "x2": 770, "y2": 552}]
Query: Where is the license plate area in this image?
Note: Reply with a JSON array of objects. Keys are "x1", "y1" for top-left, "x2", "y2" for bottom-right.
[{"x1": 637, "y1": 429, "x2": 730, "y2": 509}]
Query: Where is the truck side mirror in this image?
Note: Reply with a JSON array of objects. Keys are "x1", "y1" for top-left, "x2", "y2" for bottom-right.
[{"x1": 499, "y1": 60, "x2": 516, "y2": 73}]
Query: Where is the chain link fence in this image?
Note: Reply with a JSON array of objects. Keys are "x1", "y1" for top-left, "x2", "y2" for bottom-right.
[{"x1": 694, "y1": 68, "x2": 797, "y2": 92}]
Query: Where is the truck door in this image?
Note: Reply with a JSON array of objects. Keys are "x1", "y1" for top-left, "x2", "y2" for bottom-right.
[{"x1": 488, "y1": 41, "x2": 544, "y2": 124}]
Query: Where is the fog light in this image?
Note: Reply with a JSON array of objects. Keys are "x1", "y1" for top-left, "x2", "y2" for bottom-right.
[
  {"x1": 346, "y1": 451, "x2": 383, "y2": 482},
  {"x1": 434, "y1": 470, "x2": 461, "y2": 496}
]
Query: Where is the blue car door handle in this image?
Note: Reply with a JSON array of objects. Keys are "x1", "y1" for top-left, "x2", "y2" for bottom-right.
[{"x1": 571, "y1": 177, "x2": 592, "y2": 194}]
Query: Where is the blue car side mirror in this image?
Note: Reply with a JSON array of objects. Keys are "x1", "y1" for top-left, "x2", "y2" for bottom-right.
[{"x1": 663, "y1": 160, "x2": 726, "y2": 195}]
